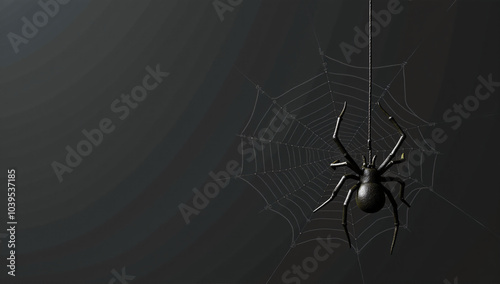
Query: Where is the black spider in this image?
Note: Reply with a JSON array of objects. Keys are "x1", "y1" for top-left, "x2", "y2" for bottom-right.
[{"x1": 314, "y1": 102, "x2": 410, "y2": 254}]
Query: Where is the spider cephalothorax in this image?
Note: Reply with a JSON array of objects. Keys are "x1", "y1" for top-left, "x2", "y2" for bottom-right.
[{"x1": 314, "y1": 102, "x2": 410, "y2": 254}]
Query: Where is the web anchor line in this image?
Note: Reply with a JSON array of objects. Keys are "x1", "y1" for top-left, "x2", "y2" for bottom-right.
[{"x1": 367, "y1": 0, "x2": 373, "y2": 162}]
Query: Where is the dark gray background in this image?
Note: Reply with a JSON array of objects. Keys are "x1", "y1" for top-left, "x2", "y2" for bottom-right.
[{"x1": 0, "y1": 0, "x2": 499, "y2": 283}]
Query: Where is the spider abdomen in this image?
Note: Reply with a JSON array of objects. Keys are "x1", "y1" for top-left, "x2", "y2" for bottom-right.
[{"x1": 356, "y1": 183, "x2": 385, "y2": 213}]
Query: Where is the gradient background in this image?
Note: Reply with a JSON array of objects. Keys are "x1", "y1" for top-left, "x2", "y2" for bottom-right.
[{"x1": 0, "y1": 0, "x2": 499, "y2": 283}]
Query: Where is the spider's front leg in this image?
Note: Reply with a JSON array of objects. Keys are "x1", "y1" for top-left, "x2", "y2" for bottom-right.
[
  {"x1": 381, "y1": 176, "x2": 411, "y2": 207},
  {"x1": 379, "y1": 153, "x2": 405, "y2": 175},
  {"x1": 333, "y1": 102, "x2": 363, "y2": 175},
  {"x1": 377, "y1": 103, "x2": 406, "y2": 172},
  {"x1": 314, "y1": 174, "x2": 358, "y2": 212}
]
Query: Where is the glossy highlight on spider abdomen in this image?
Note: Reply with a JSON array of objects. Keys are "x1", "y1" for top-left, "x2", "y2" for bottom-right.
[{"x1": 355, "y1": 183, "x2": 385, "y2": 213}]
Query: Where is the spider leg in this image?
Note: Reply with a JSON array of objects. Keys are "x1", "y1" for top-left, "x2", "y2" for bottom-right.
[
  {"x1": 382, "y1": 186, "x2": 400, "y2": 254},
  {"x1": 379, "y1": 153, "x2": 405, "y2": 175},
  {"x1": 314, "y1": 174, "x2": 358, "y2": 212},
  {"x1": 377, "y1": 103, "x2": 406, "y2": 172},
  {"x1": 342, "y1": 183, "x2": 360, "y2": 249},
  {"x1": 381, "y1": 176, "x2": 411, "y2": 207},
  {"x1": 330, "y1": 161, "x2": 348, "y2": 170},
  {"x1": 333, "y1": 102, "x2": 363, "y2": 175}
]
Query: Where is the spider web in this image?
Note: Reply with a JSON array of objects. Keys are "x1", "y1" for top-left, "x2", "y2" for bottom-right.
[
  {"x1": 236, "y1": 51, "x2": 441, "y2": 281},
  {"x1": 229, "y1": 0, "x2": 500, "y2": 282}
]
